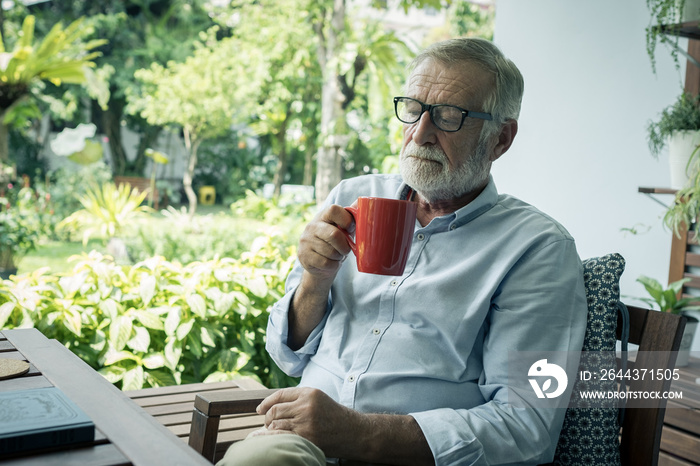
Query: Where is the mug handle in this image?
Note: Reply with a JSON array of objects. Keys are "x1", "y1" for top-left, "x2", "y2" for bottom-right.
[{"x1": 341, "y1": 206, "x2": 358, "y2": 256}]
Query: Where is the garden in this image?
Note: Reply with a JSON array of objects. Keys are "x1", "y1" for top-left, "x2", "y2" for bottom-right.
[
  {"x1": 0, "y1": 1, "x2": 493, "y2": 391},
  {"x1": 1, "y1": 168, "x2": 312, "y2": 390}
]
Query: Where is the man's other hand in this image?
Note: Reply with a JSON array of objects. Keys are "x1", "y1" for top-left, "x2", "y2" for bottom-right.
[{"x1": 253, "y1": 387, "x2": 366, "y2": 459}]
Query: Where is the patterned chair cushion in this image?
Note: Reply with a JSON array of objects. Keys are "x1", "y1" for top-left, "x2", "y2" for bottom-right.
[{"x1": 550, "y1": 253, "x2": 625, "y2": 465}]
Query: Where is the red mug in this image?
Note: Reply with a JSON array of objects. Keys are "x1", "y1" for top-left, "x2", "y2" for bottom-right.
[{"x1": 342, "y1": 197, "x2": 418, "y2": 276}]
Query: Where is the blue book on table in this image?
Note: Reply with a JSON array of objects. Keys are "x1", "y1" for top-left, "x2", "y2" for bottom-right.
[{"x1": 0, "y1": 386, "x2": 95, "y2": 455}]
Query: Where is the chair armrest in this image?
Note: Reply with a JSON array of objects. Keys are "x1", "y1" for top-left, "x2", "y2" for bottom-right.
[
  {"x1": 189, "y1": 388, "x2": 278, "y2": 462},
  {"x1": 194, "y1": 388, "x2": 279, "y2": 416}
]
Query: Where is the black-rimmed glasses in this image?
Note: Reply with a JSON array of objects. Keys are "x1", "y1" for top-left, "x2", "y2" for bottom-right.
[{"x1": 393, "y1": 96, "x2": 492, "y2": 132}]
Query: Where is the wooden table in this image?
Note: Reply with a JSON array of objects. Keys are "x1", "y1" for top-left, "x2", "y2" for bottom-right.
[
  {"x1": 126, "y1": 379, "x2": 268, "y2": 463},
  {"x1": 660, "y1": 356, "x2": 700, "y2": 465},
  {"x1": 0, "y1": 328, "x2": 211, "y2": 466}
]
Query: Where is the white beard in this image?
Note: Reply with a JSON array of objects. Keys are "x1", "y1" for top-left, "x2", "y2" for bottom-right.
[{"x1": 399, "y1": 140, "x2": 491, "y2": 202}]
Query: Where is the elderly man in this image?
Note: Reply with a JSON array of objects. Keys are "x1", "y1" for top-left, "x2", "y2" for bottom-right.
[{"x1": 218, "y1": 37, "x2": 587, "y2": 466}]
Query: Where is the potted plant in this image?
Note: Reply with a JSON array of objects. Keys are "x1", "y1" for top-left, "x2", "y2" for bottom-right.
[
  {"x1": 648, "y1": 92, "x2": 700, "y2": 188},
  {"x1": 646, "y1": 0, "x2": 700, "y2": 72},
  {"x1": 663, "y1": 160, "x2": 700, "y2": 237},
  {"x1": 636, "y1": 275, "x2": 699, "y2": 366}
]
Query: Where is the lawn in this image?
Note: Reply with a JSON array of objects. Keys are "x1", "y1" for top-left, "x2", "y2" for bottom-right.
[
  {"x1": 18, "y1": 239, "x2": 104, "y2": 274},
  {"x1": 17, "y1": 204, "x2": 278, "y2": 276}
]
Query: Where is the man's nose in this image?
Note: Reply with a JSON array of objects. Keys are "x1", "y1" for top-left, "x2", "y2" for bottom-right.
[{"x1": 410, "y1": 111, "x2": 438, "y2": 146}]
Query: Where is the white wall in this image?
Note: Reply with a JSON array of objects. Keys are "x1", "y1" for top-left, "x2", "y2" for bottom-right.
[{"x1": 493, "y1": 1, "x2": 700, "y2": 349}]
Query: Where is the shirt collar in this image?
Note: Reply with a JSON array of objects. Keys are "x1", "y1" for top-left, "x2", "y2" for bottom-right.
[{"x1": 396, "y1": 175, "x2": 499, "y2": 229}]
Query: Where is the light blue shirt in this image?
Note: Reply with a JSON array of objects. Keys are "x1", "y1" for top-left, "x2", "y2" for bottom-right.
[{"x1": 266, "y1": 174, "x2": 587, "y2": 465}]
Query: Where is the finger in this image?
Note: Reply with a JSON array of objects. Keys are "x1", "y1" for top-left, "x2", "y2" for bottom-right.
[
  {"x1": 267, "y1": 418, "x2": 295, "y2": 432},
  {"x1": 249, "y1": 427, "x2": 294, "y2": 437},
  {"x1": 297, "y1": 226, "x2": 351, "y2": 276},
  {"x1": 315, "y1": 206, "x2": 354, "y2": 255},
  {"x1": 325, "y1": 225, "x2": 353, "y2": 257},
  {"x1": 320, "y1": 204, "x2": 355, "y2": 231},
  {"x1": 256, "y1": 387, "x2": 301, "y2": 414},
  {"x1": 298, "y1": 252, "x2": 345, "y2": 278},
  {"x1": 304, "y1": 223, "x2": 350, "y2": 259},
  {"x1": 259, "y1": 395, "x2": 306, "y2": 430},
  {"x1": 245, "y1": 427, "x2": 268, "y2": 439},
  {"x1": 263, "y1": 400, "x2": 297, "y2": 428}
]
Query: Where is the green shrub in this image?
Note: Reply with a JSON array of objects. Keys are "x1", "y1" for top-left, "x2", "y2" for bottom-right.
[
  {"x1": 127, "y1": 193, "x2": 314, "y2": 266},
  {"x1": 47, "y1": 162, "x2": 113, "y2": 222},
  {"x1": 0, "y1": 185, "x2": 53, "y2": 269},
  {"x1": 230, "y1": 190, "x2": 314, "y2": 232},
  {"x1": 0, "y1": 230, "x2": 299, "y2": 390},
  {"x1": 126, "y1": 206, "x2": 264, "y2": 265},
  {"x1": 57, "y1": 182, "x2": 154, "y2": 245}
]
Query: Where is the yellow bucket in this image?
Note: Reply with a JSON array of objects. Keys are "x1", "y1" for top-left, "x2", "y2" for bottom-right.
[{"x1": 198, "y1": 186, "x2": 216, "y2": 205}]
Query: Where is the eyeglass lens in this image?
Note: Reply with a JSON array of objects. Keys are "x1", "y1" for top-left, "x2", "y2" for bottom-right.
[{"x1": 396, "y1": 98, "x2": 464, "y2": 132}]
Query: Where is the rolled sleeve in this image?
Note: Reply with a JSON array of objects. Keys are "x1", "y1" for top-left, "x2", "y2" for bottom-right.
[
  {"x1": 410, "y1": 409, "x2": 487, "y2": 466},
  {"x1": 411, "y1": 403, "x2": 562, "y2": 466},
  {"x1": 265, "y1": 282, "x2": 332, "y2": 377}
]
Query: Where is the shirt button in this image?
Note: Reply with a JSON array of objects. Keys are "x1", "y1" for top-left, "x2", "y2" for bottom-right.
[
  {"x1": 390, "y1": 280, "x2": 398, "y2": 286},
  {"x1": 348, "y1": 375, "x2": 356, "y2": 383},
  {"x1": 450, "y1": 224, "x2": 457, "y2": 231},
  {"x1": 372, "y1": 328, "x2": 381, "y2": 335},
  {"x1": 417, "y1": 233, "x2": 425, "y2": 241}
]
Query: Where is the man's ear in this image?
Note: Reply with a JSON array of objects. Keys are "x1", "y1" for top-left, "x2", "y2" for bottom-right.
[{"x1": 490, "y1": 119, "x2": 518, "y2": 162}]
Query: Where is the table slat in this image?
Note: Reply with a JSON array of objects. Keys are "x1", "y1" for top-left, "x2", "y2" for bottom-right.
[{"x1": 2, "y1": 443, "x2": 130, "y2": 466}]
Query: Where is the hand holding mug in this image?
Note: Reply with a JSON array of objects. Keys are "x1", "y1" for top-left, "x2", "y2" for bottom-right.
[{"x1": 296, "y1": 204, "x2": 355, "y2": 282}]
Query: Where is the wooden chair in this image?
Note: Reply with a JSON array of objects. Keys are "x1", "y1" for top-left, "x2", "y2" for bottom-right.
[
  {"x1": 113, "y1": 175, "x2": 159, "y2": 208},
  {"x1": 189, "y1": 387, "x2": 277, "y2": 462},
  {"x1": 616, "y1": 305, "x2": 686, "y2": 466},
  {"x1": 187, "y1": 305, "x2": 686, "y2": 464}
]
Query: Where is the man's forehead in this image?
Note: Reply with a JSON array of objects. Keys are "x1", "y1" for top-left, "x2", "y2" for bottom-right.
[{"x1": 406, "y1": 59, "x2": 493, "y2": 106}]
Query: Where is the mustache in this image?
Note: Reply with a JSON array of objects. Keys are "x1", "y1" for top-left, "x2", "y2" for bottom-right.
[{"x1": 401, "y1": 143, "x2": 447, "y2": 163}]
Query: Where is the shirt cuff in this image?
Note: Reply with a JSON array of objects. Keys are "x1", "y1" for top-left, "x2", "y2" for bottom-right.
[
  {"x1": 410, "y1": 409, "x2": 487, "y2": 466},
  {"x1": 265, "y1": 285, "x2": 331, "y2": 377}
]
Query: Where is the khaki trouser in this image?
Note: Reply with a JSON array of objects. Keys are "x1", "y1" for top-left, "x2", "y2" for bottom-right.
[{"x1": 215, "y1": 434, "x2": 389, "y2": 466}]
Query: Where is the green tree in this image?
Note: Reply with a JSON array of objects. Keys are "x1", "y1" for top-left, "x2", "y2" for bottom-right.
[
  {"x1": 213, "y1": 0, "x2": 415, "y2": 200},
  {"x1": 450, "y1": 0, "x2": 494, "y2": 39},
  {"x1": 340, "y1": 21, "x2": 416, "y2": 178},
  {"x1": 0, "y1": 15, "x2": 106, "y2": 162},
  {"x1": 309, "y1": 0, "x2": 445, "y2": 203},
  {"x1": 229, "y1": 0, "x2": 323, "y2": 199},
  {"x1": 26, "y1": 0, "x2": 217, "y2": 177},
  {"x1": 127, "y1": 28, "x2": 267, "y2": 216}
]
